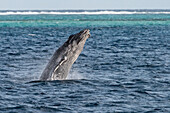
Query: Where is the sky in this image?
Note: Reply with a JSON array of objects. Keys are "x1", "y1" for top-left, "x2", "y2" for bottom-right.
[{"x1": 0, "y1": 0, "x2": 170, "y2": 10}]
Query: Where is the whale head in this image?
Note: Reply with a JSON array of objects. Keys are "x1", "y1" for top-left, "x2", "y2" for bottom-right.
[
  {"x1": 40, "y1": 29, "x2": 90, "y2": 81},
  {"x1": 66, "y1": 29, "x2": 90, "y2": 48},
  {"x1": 63, "y1": 29, "x2": 90, "y2": 63}
]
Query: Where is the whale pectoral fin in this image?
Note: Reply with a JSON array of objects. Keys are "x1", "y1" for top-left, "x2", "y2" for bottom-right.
[{"x1": 51, "y1": 56, "x2": 68, "y2": 80}]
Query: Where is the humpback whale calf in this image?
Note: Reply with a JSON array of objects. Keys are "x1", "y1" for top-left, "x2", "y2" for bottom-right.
[{"x1": 40, "y1": 29, "x2": 90, "y2": 81}]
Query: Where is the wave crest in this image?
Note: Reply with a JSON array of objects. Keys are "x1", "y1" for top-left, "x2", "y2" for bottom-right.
[{"x1": 0, "y1": 11, "x2": 170, "y2": 15}]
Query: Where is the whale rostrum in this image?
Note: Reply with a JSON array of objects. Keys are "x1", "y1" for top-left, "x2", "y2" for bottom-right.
[{"x1": 40, "y1": 29, "x2": 90, "y2": 81}]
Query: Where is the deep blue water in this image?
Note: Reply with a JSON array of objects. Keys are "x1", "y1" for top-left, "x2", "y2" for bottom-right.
[{"x1": 0, "y1": 10, "x2": 170, "y2": 112}]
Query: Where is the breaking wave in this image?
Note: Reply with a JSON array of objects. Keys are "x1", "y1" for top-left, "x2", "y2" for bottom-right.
[{"x1": 0, "y1": 11, "x2": 170, "y2": 15}]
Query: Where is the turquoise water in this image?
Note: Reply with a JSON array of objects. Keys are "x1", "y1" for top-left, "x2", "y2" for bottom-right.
[
  {"x1": 0, "y1": 10, "x2": 170, "y2": 112},
  {"x1": 1, "y1": 12, "x2": 170, "y2": 27}
]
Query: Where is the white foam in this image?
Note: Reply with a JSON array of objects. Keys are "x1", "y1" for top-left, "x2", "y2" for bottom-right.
[
  {"x1": 0, "y1": 11, "x2": 170, "y2": 15},
  {"x1": 28, "y1": 34, "x2": 36, "y2": 36},
  {"x1": 66, "y1": 70, "x2": 85, "y2": 80}
]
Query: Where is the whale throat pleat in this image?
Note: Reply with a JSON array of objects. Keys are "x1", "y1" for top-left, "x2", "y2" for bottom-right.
[{"x1": 51, "y1": 56, "x2": 67, "y2": 80}]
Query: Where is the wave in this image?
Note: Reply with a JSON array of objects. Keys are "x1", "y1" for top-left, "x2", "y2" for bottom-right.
[{"x1": 0, "y1": 11, "x2": 170, "y2": 15}]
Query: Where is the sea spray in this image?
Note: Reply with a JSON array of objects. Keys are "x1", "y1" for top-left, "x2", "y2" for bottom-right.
[{"x1": 67, "y1": 69, "x2": 85, "y2": 80}]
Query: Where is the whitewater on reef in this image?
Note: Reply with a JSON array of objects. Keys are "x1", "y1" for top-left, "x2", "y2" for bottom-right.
[{"x1": 1, "y1": 10, "x2": 170, "y2": 15}]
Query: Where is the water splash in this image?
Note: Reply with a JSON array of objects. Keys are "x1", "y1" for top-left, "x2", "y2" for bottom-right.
[{"x1": 66, "y1": 70, "x2": 85, "y2": 80}]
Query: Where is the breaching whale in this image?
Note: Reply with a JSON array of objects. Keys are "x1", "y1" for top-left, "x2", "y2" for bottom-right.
[{"x1": 40, "y1": 29, "x2": 90, "y2": 81}]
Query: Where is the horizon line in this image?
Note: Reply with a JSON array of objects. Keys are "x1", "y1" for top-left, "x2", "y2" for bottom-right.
[{"x1": 0, "y1": 8, "x2": 170, "y2": 11}]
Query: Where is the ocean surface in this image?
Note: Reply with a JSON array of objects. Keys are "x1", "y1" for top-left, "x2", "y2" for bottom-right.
[{"x1": 0, "y1": 10, "x2": 170, "y2": 113}]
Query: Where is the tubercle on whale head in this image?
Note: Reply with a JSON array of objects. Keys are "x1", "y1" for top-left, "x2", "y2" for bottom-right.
[{"x1": 66, "y1": 29, "x2": 90, "y2": 45}]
